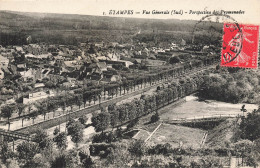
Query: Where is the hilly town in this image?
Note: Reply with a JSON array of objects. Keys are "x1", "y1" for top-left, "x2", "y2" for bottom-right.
[{"x1": 0, "y1": 10, "x2": 259, "y2": 168}]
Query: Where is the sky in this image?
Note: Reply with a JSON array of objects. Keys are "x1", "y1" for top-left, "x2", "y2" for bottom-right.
[{"x1": 0, "y1": 0, "x2": 259, "y2": 24}]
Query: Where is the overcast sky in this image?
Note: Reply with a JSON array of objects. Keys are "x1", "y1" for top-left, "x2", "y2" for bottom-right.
[{"x1": 0, "y1": 0, "x2": 259, "y2": 24}]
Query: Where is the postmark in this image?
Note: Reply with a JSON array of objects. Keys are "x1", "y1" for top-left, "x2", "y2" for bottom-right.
[
  {"x1": 191, "y1": 14, "x2": 241, "y2": 57},
  {"x1": 191, "y1": 14, "x2": 259, "y2": 69},
  {"x1": 221, "y1": 23, "x2": 259, "y2": 69}
]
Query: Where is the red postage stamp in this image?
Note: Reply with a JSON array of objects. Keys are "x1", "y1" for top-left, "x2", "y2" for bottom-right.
[{"x1": 221, "y1": 23, "x2": 259, "y2": 69}]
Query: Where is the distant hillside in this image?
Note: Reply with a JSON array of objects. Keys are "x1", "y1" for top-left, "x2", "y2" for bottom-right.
[{"x1": 0, "y1": 10, "x2": 223, "y2": 46}]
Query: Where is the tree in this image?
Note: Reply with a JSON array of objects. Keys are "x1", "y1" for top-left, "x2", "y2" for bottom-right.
[
  {"x1": 127, "y1": 118, "x2": 139, "y2": 130},
  {"x1": 66, "y1": 119, "x2": 75, "y2": 135},
  {"x1": 198, "y1": 70, "x2": 259, "y2": 104},
  {"x1": 128, "y1": 140, "x2": 146, "y2": 161},
  {"x1": 169, "y1": 56, "x2": 181, "y2": 64},
  {"x1": 240, "y1": 105, "x2": 247, "y2": 117},
  {"x1": 67, "y1": 120, "x2": 84, "y2": 146},
  {"x1": 44, "y1": 81, "x2": 56, "y2": 89},
  {"x1": 0, "y1": 142, "x2": 15, "y2": 163},
  {"x1": 135, "y1": 99, "x2": 145, "y2": 117},
  {"x1": 105, "y1": 144, "x2": 131, "y2": 167},
  {"x1": 118, "y1": 105, "x2": 128, "y2": 124},
  {"x1": 240, "y1": 109, "x2": 260, "y2": 141},
  {"x1": 108, "y1": 104, "x2": 119, "y2": 129},
  {"x1": 17, "y1": 103, "x2": 25, "y2": 117},
  {"x1": 29, "y1": 108, "x2": 39, "y2": 125},
  {"x1": 107, "y1": 103, "x2": 116, "y2": 113},
  {"x1": 16, "y1": 141, "x2": 40, "y2": 163},
  {"x1": 234, "y1": 140, "x2": 255, "y2": 166},
  {"x1": 191, "y1": 156, "x2": 223, "y2": 168},
  {"x1": 53, "y1": 132, "x2": 68, "y2": 151},
  {"x1": 17, "y1": 104, "x2": 26, "y2": 127},
  {"x1": 110, "y1": 109, "x2": 119, "y2": 129},
  {"x1": 66, "y1": 149, "x2": 81, "y2": 167},
  {"x1": 127, "y1": 102, "x2": 137, "y2": 121},
  {"x1": 51, "y1": 153, "x2": 68, "y2": 168},
  {"x1": 53, "y1": 127, "x2": 60, "y2": 136},
  {"x1": 79, "y1": 151, "x2": 94, "y2": 168},
  {"x1": 1, "y1": 104, "x2": 16, "y2": 130},
  {"x1": 32, "y1": 128, "x2": 52, "y2": 150},
  {"x1": 28, "y1": 153, "x2": 50, "y2": 168},
  {"x1": 78, "y1": 115, "x2": 88, "y2": 125},
  {"x1": 151, "y1": 112, "x2": 160, "y2": 123},
  {"x1": 88, "y1": 44, "x2": 97, "y2": 54},
  {"x1": 36, "y1": 102, "x2": 47, "y2": 120},
  {"x1": 83, "y1": 91, "x2": 90, "y2": 108},
  {"x1": 62, "y1": 101, "x2": 66, "y2": 114},
  {"x1": 76, "y1": 94, "x2": 83, "y2": 109},
  {"x1": 252, "y1": 138, "x2": 260, "y2": 166},
  {"x1": 5, "y1": 158, "x2": 19, "y2": 168},
  {"x1": 91, "y1": 112, "x2": 110, "y2": 133},
  {"x1": 47, "y1": 100, "x2": 56, "y2": 119}
]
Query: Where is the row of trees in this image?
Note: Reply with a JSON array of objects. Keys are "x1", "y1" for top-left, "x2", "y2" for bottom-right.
[{"x1": 91, "y1": 72, "x2": 205, "y2": 133}]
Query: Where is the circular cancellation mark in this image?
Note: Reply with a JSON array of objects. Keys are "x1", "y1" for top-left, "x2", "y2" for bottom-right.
[{"x1": 191, "y1": 14, "x2": 243, "y2": 65}]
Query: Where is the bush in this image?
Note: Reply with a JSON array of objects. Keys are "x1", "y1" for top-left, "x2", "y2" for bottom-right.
[
  {"x1": 92, "y1": 133, "x2": 108, "y2": 143},
  {"x1": 78, "y1": 152, "x2": 94, "y2": 168},
  {"x1": 53, "y1": 127, "x2": 60, "y2": 136},
  {"x1": 148, "y1": 143, "x2": 172, "y2": 155},
  {"x1": 89, "y1": 143, "x2": 115, "y2": 157},
  {"x1": 169, "y1": 56, "x2": 181, "y2": 64},
  {"x1": 78, "y1": 115, "x2": 88, "y2": 125},
  {"x1": 115, "y1": 127, "x2": 124, "y2": 138},
  {"x1": 214, "y1": 147, "x2": 229, "y2": 157},
  {"x1": 150, "y1": 113, "x2": 160, "y2": 123},
  {"x1": 92, "y1": 132, "x2": 119, "y2": 143},
  {"x1": 126, "y1": 118, "x2": 139, "y2": 130},
  {"x1": 106, "y1": 132, "x2": 118, "y2": 143},
  {"x1": 195, "y1": 148, "x2": 215, "y2": 156},
  {"x1": 128, "y1": 140, "x2": 147, "y2": 157},
  {"x1": 51, "y1": 154, "x2": 67, "y2": 168},
  {"x1": 0, "y1": 142, "x2": 15, "y2": 163},
  {"x1": 172, "y1": 148, "x2": 192, "y2": 155}
]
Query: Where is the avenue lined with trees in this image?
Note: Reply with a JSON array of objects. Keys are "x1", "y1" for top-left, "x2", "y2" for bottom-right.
[{"x1": 1, "y1": 56, "x2": 218, "y2": 131}]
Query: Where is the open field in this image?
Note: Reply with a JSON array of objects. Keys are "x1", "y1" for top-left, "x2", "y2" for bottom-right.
[
  {"x1": 148, "y1": 123, "x2": 205, "y2": 149},
  {"x1": 160, "y1": 95, "x2": 258, "y2": 120},
  {"x1": 132, "y1": 94, "x2": 257, "y2": 149}
]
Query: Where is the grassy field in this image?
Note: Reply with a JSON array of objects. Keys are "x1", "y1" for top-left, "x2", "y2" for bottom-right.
[
  {"x1": 159, "y1": 95, "x2": 258, "y2": 120},
  {"x1": 147, "y1": 123, "x2": 205, "y2": 149},
  {"x1": 131, "y1": 94, "x2": 257, "y2": 149},
  {"x1": 132, "y1": 104, "x2": 206, "y2": 149}
]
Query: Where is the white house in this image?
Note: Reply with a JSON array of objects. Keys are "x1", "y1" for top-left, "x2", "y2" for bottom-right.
[{"x1": 23, "y1": 90, "x2": 55, "y2": 104}]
